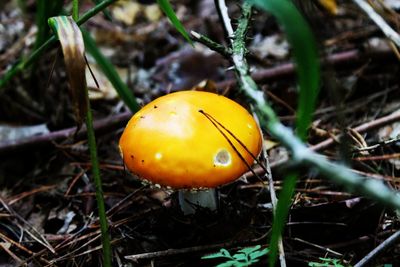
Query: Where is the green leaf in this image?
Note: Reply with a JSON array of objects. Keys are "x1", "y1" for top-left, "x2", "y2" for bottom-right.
[
  {"x1": 156, "y1": 0, "x2": 193, "y2": 45},
  {"x1": 202, "y1": 248, "x2": 232, "y2": 260},
  {"x1": 220, "y1": 248, "x2": 233, "y2": 258},
  {"x1": 82, "y1": 30, "x2": 140, "y2": 113},
  {"x1": 201, "y1": 251, "x2": 226, "y2": 259},
  {"x1": 248, "y1": 248, "x2": 269, "y2": 260},
  {"x1": 238, "y1": 245, "x2": 260, "y2": 255},
  {"x1": 34, "y1": 0, "x2": 63, "y2": 50},
  {"x1": 308, "y1": 257, "x2": 346, "y2": 267},
  {"x1": 232, "y1": 253, "x2": 247, "y2": 262},
  {"x1": 268, "y1": 173, "x2": 298, "y2": 267},
  {"x1": 308, "y1": 262, "x2": 328, "y2": 267}
]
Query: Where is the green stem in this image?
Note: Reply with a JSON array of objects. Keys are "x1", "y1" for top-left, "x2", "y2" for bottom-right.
[
  {"x1": 77, "y1": 0, "x2": 116, "y2": 25},
  {"x1": 0, "y1": 0, "x2": 118, "y2": 89},
  {"x1": 190, "y1": 31, "x2": 231, "y2": 58},
  {"x1": 85, "y1": 91, "x2": 112, "y2": 267},
  {"x1": 72, "y1": 0, "x2": 79, "y2": 21}
]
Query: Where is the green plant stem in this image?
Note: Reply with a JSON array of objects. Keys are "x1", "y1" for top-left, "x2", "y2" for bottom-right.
[
  {"x1": 190, "y1": 31, "x2": 231, "y2": 58},
  {"x1": 91, "y1": 0, "x2": 113, "y2": 20},
  {"x1": 221, "y1": 1, "x2": 267, "y2": 108},
  {"x1": 0, "y1": 0, "x2": 118, "y2": 89},
  {"x1": 75, "y1": 0, "x2": 114, "y2": 252},
  {"x1": 85, "y1": 92, "x2": 112, "y2": 267},
  {"x1": 72, "y1": 0, "x2": 79, "y2": 21},
  {"x1": 77, "y1": 0, "x2": 116, "y2": 25}
]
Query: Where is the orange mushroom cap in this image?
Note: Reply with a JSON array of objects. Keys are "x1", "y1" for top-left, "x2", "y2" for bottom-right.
[{"x1": 119, "y1": 91, "x2": 263, "y2": 189}]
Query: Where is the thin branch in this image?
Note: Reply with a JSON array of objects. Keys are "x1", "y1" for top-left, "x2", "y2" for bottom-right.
[
  {"x1": 352, "y1": 0, "x2": 400, "y2": 49},
  {"x1": 261, "y1": 134, "x2": 287, "y2": 267},
  {"x1": 311, "y1": 109, "x2": 400, "y2": 152},
  {"x1": 215, "y1": 0, "x2": 236, "y2": 41},
  {"x1": 354, "y1": 230, "x2": 400, "y2": 267},
  {"x1": 191, "y1": 31, "x2": 231, "y2": 58},
  {"x1": 0, "y1": 111, "x2": 132, "y2": 156},
  {"x1": 215, "y1": 47, "x2": 394, "y2": 90}
]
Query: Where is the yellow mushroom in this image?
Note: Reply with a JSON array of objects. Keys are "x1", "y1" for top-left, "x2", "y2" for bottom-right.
[{"x1": 119, "y1": 90, "x2": 263, "y2": 213}]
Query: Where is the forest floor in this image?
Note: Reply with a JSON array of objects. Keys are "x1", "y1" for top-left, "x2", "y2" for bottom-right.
[{"x1": 1, "y1": 0, "x2": 400, "y2": 266}]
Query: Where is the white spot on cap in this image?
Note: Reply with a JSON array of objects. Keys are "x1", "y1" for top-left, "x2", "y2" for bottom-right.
[
  {"x1": 155, "y1": 152, "x2": 163, "y2": 160},
  {"x1": 214, "y1": 149, "x2": 231, "y2": 167}
]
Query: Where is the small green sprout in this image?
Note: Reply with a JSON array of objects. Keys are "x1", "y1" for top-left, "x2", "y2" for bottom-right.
[
  {"x1": 201, "y1": 245, "x2": 269, "y2": 267},
  {"x1": 308, "y1": 257, "x2": 348, "y2": 267}
]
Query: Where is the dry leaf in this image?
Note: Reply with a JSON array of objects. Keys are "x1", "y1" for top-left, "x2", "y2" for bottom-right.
[
  {"x1": 86, "y1": 63, "x2": 125, "y2": 100},
  {"x1": 49, "y1": 16, "x2": 87, "y2": 128},
  {"x1": 318, "y1": 0, "x2": 338, "y2": 15},
  {"x1": 112, "y1": 1, "x2": 161, "y2": 25}
]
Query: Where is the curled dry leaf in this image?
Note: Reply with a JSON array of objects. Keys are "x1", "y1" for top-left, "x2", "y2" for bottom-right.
[{"x1": 48, "y1": 16, "x2": 87, "y2": 128}]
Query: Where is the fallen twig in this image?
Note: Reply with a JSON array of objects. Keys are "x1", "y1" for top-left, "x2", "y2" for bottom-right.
[
  {"x1": 0, "y1": 111, "x2": 132, "y2": 155},
  {"x1": 215, "y1": 47, "x2": 394, "y2": 89},
  {"x1": 352, "y1": 0, "x2": 400, "y2": 49},
  {"x1": 354, "y1": 230, "x2": 400, "y2": 267},
  {"x1": 310, "y1": 109, "x2": 400, "y2": 152}
]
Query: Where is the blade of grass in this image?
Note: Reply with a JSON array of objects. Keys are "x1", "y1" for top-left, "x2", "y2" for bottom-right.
[
  {"x1": 84, "y1": 88, "x2": 112, "y2": 267},
  {"x1": 72, "y1": 0, "x2": 79, "y2": 21},
  {"x1": 250, "y1": 0, "x2": 320, "y2": 140},
  {"x1": 82, "y1": 30, "x2": 140, "y2": 112},
  {"x1": 34, "y1": 0, "x2": 63, "y2": 50},
  {"x1": 248, "y1": 1, "x2": 320, "y2": 266},
  {"x1": 268, "y1": 173, "x2": 296, "y2": 267},
  {"x1": 156, "y1": 0, "x2": 193, "y2": 45},
  {"x1": 48, "y1": 16, "x2": 112, "y2": 267},
  {"x1": 0, "y1": 0, "x2": 118, "y2": 90}
]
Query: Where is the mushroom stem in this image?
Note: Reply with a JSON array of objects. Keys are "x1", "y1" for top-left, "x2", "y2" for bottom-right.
[{"x1": 178, "y1": 189, "x2": 218, "y2": 215}]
